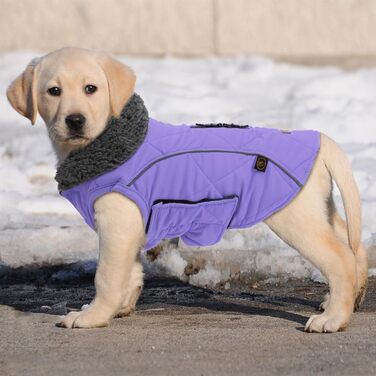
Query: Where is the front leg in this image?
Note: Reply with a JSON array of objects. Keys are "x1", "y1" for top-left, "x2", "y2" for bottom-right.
[{"x1": 58, "y1": 192, "x2": 145, "y2": 329}]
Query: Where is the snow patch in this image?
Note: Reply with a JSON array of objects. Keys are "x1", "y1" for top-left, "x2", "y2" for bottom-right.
[{"x1": 0, "y1": 52, "x2": 375, "y2": 287}]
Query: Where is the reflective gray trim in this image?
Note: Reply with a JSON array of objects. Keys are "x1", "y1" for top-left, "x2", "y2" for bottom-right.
[{"x1": 126, "y1": 150, "x2": 303, "y2": 188}]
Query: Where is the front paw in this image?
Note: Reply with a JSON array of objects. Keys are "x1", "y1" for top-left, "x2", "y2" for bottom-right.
[{"x1": 57, "y1": 310, "x2": 109, "y2": 329}]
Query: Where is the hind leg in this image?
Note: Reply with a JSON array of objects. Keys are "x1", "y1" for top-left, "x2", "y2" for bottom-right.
[
  {"x1": 115, "y1": 256, "x2": 144, "y2": 318},
  {"x1": 266, "y1": 210, "x2": 357, "y2": 332},
  {"x1": 267, "y1": 216, "x2": 357, "y2": 332},
  {"x1": 265, "y1": 156, "x2": 357, "y2": 332},
  {"x1": 326, "y1": 198, "x2": 368, "y2": 311}
]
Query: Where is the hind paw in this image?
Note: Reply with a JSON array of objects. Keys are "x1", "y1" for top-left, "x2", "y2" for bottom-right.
[
  {"x1": 318, "y1": 293, "x2": 330, "y2": 311},
  {"x1": 304, "y1": 312, "x2": 349, "y2": 333}
]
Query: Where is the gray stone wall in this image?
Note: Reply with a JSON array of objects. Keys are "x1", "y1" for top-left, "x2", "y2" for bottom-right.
[{"x1": 1, "y1": 0, "x2": 375, "y2": 57}]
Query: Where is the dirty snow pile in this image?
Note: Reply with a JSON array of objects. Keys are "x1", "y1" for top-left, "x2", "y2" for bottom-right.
[{"x1": 0, "y1": 52, "x2": 375, "y2": 288}]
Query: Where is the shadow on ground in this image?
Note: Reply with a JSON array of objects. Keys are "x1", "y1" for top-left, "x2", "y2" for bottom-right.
[{"x1": 1, "y1": 264, "x2": 375, "y2": 328}]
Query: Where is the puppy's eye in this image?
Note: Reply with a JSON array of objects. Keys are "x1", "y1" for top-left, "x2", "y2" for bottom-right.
[
  {"x1": 85, "y1": 85, "x2": 97, "y2": 94},
  {"x1": 47, "y1": 87, "x2": 61, "y2": 96}
]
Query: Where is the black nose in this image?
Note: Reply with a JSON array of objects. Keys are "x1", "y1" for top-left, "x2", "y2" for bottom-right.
[{"x1": 65, "y1": 114, "x2": 86, "y2": 131}]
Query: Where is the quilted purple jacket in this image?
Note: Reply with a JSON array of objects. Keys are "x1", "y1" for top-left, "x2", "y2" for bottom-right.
[{"x1": 60, "y1": 118, "x2": 320, "y2": 251}]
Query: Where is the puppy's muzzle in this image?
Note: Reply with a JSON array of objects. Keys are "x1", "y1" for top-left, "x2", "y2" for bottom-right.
[{"x1": 65, "y1": 114, "x2": 86, "y2": 133}]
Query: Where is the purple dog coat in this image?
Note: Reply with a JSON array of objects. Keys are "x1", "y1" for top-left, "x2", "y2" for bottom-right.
[{"x1": 56, "y1": 94, "x2": 320, "y2": 251}]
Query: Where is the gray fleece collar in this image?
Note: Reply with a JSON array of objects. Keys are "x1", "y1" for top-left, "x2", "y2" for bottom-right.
[{"x1": 55, "y1": 93, "x2": 149, "y2": 192}]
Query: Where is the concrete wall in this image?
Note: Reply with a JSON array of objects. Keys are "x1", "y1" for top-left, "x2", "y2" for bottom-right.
[{"x1": 1, "y1": 0, "x2": 376, "y2": 57}]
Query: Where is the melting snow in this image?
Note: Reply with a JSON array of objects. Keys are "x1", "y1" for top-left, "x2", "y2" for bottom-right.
[{"x1": 0, "y1": 52, "x2": 375, "y2": 287}]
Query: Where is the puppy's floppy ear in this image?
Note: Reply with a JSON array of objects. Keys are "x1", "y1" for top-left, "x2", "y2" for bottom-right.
[
  {"x1": 97, "y1": 53, "x2": 136, "y2": 118},
  {"x1": 7, "y1": 58, "x2": 40, "y2": 125}
]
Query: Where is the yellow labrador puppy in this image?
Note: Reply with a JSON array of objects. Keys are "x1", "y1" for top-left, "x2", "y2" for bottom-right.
[{"x1": 7, "y1": 47, "x2": 368, "y2": 332}]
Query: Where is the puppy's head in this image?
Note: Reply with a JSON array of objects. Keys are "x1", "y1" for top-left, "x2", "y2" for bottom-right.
[{"x1": 7, "y1": 47, "x2": 136, "y2": 149}]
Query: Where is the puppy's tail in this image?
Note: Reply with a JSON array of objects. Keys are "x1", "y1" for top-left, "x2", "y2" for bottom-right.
[{"x1": 321, "y1": 133, "x2": 361, "y2": 253}]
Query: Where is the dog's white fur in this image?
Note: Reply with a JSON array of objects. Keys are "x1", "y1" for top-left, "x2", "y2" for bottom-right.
[{"x1": 7, "y1": 47, "x2": 368, "y2": 332}]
